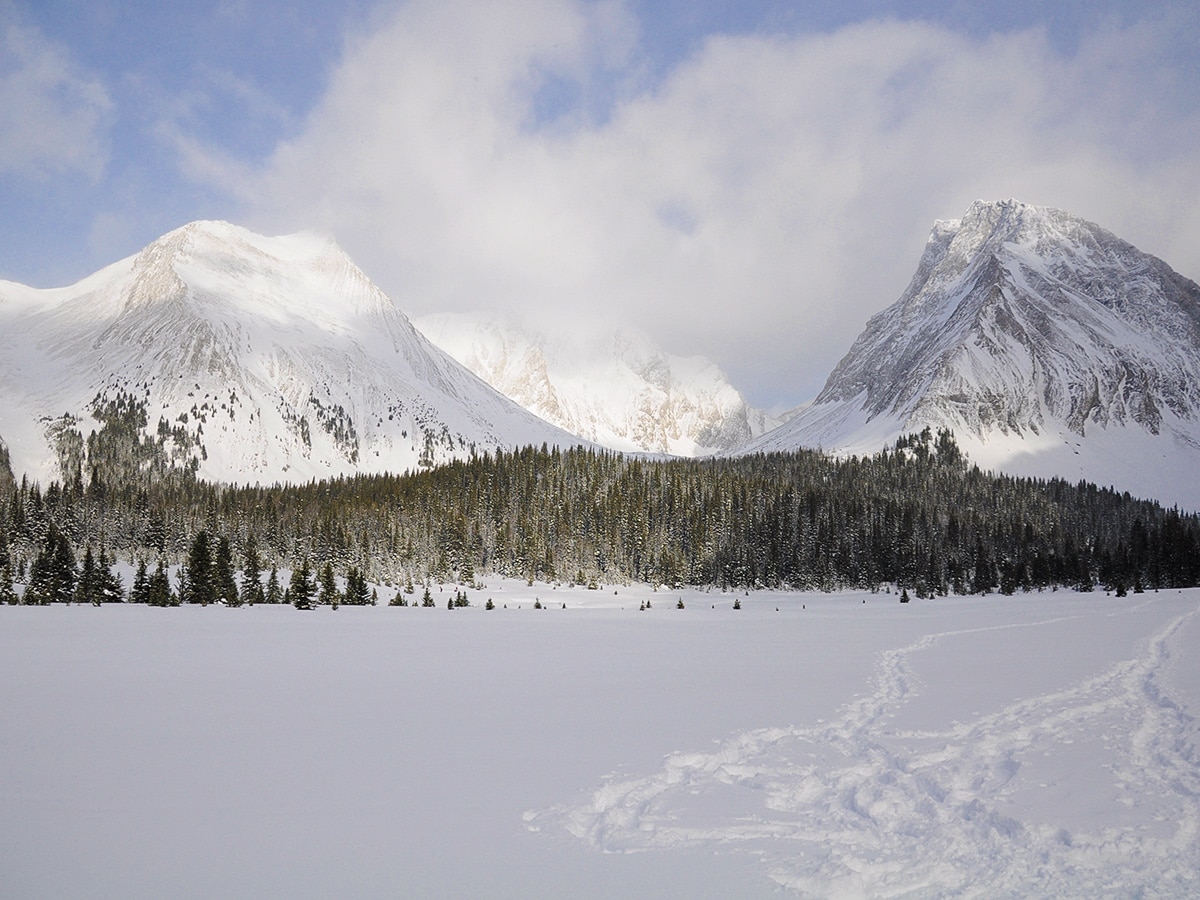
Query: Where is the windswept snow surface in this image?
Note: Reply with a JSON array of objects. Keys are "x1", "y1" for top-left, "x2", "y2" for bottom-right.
[{"x1": 3, "y1": 586, "x2": 1199, "y2": 898}]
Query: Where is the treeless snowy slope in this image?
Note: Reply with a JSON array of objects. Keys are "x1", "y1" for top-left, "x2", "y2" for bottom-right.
[{"x1": 2, "y1": 588, "x2": 1198, "y2": 898}]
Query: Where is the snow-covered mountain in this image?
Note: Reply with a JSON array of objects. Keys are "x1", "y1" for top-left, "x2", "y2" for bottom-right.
[
  {"x1": 414, "y1": 312, "x2": 779, "y2": 456},
  {"x1": 744, "y1": 200, "x2": 1200, "y2": 510},
  {"x1": 0, "y1": 221, "x2": 583, "y2": 484}
]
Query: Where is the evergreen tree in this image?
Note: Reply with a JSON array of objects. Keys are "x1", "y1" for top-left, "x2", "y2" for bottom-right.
[
  {"x1": 175, "y1": 566, "x2": 190, "y2": 607},
  {"x1": 344, "y1": 567, "x2": 371, "y2": 605},
  {"x1": 27, "y1": 525, "x2": 76, "y2": 604},
  {"x1": 130, "y1": 559, "x2": 150, "y2": 604},
  {"x1": 75, "y1": 544, "x2": 101, "y2": 605},
  {"x1": 184, "y1": 530, "x2": 214, "y2": 605},
  {"x1": 239, "y1": 534, "x2": 265, "y2": 605},
  {"x1": 971, "y1": 538, "x2": 995, "y2": 595},
  {"x1": 421, "y1": 585, "x2": 435, "y2": 607},
  {"x1": 214, "y1": 536, "x2": 238, "y2": 606},
  {"x1": 148, "y1": 558, "x2": 175, "y2": 606},
  {"x1": 265, "y1": 566, "x2": 283, "y2": 604},
  {"x1": 99, "y1": 547, "x2": 123, "y2": 603},
  {"x1": 318, "y1": 561, "x2": 339, "y2": 606},
  {"x1": 290, "y1": 559, "x2": 316, "y2": 609},
  {"x1": 0, "y1": 530, "x2": 16, "y2": 605}
]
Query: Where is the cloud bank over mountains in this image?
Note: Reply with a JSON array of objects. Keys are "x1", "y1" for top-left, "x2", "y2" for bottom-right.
[
  {"x1": 3, "y1": 1, "x2": 1199, "y2": 409},
  {"x1": 244, "y1": 2, "x2": 1200, "y2": 407}
]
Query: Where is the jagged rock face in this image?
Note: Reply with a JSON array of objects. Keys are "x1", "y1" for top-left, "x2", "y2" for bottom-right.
[
  {"x1": 818, "y1": 200, "x2": 1200, "y2": 438},
  {"x1": 744, "y1": 200, "x2": 1200, "y2": 509},
  {"x1": 415, "y1": 312, "x2": 779, "y2": 456},
  {"x1": 0, "y1": 221, "x2": 581, "y2": 484}
]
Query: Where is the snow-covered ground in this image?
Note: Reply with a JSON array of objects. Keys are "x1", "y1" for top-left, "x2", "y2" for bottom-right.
[{"x1": 3, "y1": 582, "x2": 1198, "y2": 898}]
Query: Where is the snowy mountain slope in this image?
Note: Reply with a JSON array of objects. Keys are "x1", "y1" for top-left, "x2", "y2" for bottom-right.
[
  {"x1": 0, "y1": 221, "x2": 583, "y2": 484},
  {"x1": 743, "y1": 200, "x2": 1200, "y2": 509},
  {"x1": 414, "y1": 311, "x2": 779, "y2": 456}
]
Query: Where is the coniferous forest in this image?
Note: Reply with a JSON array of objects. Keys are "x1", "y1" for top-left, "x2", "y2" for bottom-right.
[{"x1": 1, "y1": 427, "x2": 1199, "y2": 605}]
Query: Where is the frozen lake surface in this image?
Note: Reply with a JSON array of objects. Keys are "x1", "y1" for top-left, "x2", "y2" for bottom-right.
[{"x1": 3, "y1": 583, "x2": 1198, "y2": 897}]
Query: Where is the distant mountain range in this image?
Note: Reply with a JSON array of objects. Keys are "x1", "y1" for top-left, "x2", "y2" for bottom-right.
[
  {"x1": 0, "y1": 221, "x2": 580, "y2": 485},
  {"x1": 2, "y1": 201, "x2": 1198, "y2": 510},
  {"x1": 415, "y1": 312, "x2": 778, "y2": 456},
  {"x1": 744, "y1": 200, "x2": 1200, "y2": 509}
]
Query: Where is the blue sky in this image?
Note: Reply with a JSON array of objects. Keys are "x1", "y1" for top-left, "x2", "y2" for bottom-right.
[{"x1": 2, "y1": 0, "x2": 1198, "y2": 408}]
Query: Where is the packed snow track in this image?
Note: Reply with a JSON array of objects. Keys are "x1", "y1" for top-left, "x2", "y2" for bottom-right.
[{"x1": 528, "y1": 597, "x2": 1200, "y2": 897}]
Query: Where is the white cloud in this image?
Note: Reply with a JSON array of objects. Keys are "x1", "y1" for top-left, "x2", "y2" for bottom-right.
[
  {"x1": 0, "y1": 17, "x2": 111, "y2": 181},
  {"x1": 226, "y1": 1, "x2": 1200, "y2": 408}
]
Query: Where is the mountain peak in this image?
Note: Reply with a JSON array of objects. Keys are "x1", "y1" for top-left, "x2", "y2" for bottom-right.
[
  {"x1": 0, "y1": 222, "x2": 584, "y2": 485},
  {"x1": 744, "y1": 200, "x2": 1200, "y2": 509}
]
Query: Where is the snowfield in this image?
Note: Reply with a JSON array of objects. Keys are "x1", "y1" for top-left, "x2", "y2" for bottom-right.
[{"x1": 3, "y1": 584, "x2": 1198, "y2": 898}]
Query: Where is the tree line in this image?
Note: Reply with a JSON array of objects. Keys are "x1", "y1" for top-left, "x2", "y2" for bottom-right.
[{"x1": 1, "y1": 428, "x2": 1199, "y2": 605}]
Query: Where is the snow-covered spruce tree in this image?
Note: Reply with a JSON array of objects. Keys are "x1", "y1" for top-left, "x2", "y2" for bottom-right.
[
  {"x1": 344, "y1": 567, "x2": 370, "y2": 605},
  {"x1": 0, "y1": 530, "x2": 17, "y2": 605},
  {"x1": 239, "y1": 534, "x2": 265, "y2": 605},
  {"x1": 26, "y1": 524, "x2": 75, "y2": 604},
  {"x1": 130, "y1": 559, "x2": 150, "y2": 604},
  {"x1": 99, "y1": 547, "x2": 123, "y2": 603},
  {"x1": 0, "y1": 561, "x2": 14, "y2": 605},
  {"x1": 148, "y1": 558, "x2": 174, "y2": 606},
  {"x1": 75, "y1": 544, "x2": 100, "y2": 605},
  {"x1": 214, "y1": 536, "x2": 238, "y2": 606},
  {"x1": 318, "y1": 562, "x2": 339, "y2": 606},
  {"x1": 265, "y1": 566, "x2": 283, "y2": 605},
  {"x1": 183, "y1": 530, "x2": 214, "y2": 605},
  {"x1": 290, "y1": 559, "x2": 316, "y2": 610}
]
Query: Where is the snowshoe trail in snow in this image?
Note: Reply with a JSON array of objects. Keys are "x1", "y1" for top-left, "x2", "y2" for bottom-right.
[{"x1": 526, "y1": 601, "x2": 1200, "y2": 897}]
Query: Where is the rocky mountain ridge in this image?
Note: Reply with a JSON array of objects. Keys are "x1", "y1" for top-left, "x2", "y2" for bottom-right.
[
  {"x1": 744, "y1": 200, "x2": 1200, "y2": 509},
  {"x1": 415, "y1": 311, "x2": 778, "y2": 456}
]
